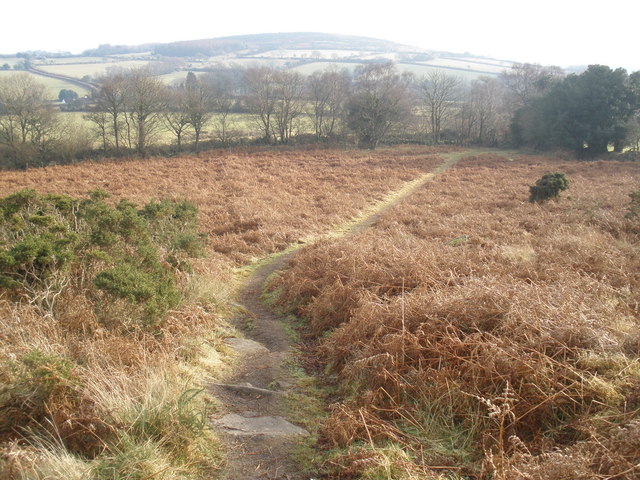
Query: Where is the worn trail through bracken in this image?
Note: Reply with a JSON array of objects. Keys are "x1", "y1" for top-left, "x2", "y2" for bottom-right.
[{"x1": 209, "y1": 150, "x2": 472, "y2": 480}]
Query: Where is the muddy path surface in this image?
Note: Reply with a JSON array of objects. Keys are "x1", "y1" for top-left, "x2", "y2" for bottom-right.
[{"x1": 209, "y1": 150, "x2": 473, "y2": 480}]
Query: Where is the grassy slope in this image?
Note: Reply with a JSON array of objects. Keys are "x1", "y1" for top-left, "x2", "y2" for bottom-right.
[{"x1": 0, "y1": 70, "x2": 90, "y2": 100}]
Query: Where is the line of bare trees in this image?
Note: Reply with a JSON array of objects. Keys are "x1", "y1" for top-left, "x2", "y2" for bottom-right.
[
  {"x1": 7, "y1": 60, "x2": 619, "y2": 168},
  {"x1": 82, "y1": 62, "x2": 562, "y2": 154},
  {"x1": 0, "y1": 73, "x2": 94, "y2": 168}
]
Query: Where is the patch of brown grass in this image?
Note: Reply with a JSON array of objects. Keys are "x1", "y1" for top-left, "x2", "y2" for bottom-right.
[
  {"x1": 271, "y1": 153, "x2": 640, "y2": 478},
  {"x1": 0, "y1": 146, "x2": 446, "y2": 264}
]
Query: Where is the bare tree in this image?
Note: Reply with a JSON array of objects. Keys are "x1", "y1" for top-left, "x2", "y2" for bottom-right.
[
  {"x1": 84, "y1": 110, "x2": 110, "y2": 151},
  {"x1": 123, "y1": 68, "x2": 167, "y2": 154},
  {"x1": 272, "y1": 70, "x2": 305, "y2": 144},
  {"x1": 203, "y1": 70, "x2": 241, "y2": 146},
  {"x1": 456, "y1": 77, "x2": 508, "y2": 146},
  {"x1": 183, "y1": 72, "x2": 213, "y2": 151},
  {"x1": 0, "y1": 73, "x2": 58, "y2": 167},
  {"x1": 500, "y1": 63, "x2": 564, "y2": 110},
  {"x1": 245, "y1": 66, "x2": 277, "y2": 143},
  {"x1": 164, "y1": 86, "x2": 192, "y2": 150},
  {"x1": 346, "y1": 62, "x2": 413, "y2": 149},
  {"x1": 418, "y1": 71, "x2": 461, "y2": 143},
  {"x1": 308, "y1": 66, "x2": 350, "y2": 139},
  {"x1": 93, "y1": 73, "x2": 128, "y2": 152}
]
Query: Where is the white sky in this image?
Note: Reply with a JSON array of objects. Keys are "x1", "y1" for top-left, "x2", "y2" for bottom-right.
[{"x1": 2, "y1": 0, "x2": 638, "y2": 71}]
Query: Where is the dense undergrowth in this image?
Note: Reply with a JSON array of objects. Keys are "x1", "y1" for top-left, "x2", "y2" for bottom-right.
[
  {"x1": 0, "y1": 189, "x2": 227, "y2": 479},
  {"x1": 269, "y1": 154, "x2": 640, "y2": 479}
]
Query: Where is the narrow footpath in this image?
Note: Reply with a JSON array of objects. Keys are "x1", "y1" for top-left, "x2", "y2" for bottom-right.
[{"x1": 208, "y1": 150, "x2": 473, "y2": 480}]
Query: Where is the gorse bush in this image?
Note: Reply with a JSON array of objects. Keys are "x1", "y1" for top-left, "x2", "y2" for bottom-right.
[
  {"x1": 0, "y1": 188, "x2": 203, "y2": 327},
  {"x1": 0, "y1": 189, "x2": 78, "y2": 288},
  {"x1": 529, "y1": 172, "x2": 569, "y2": 202},
  {"x1": 0, "y1": 189, "x2": 217, "y2": 474}
]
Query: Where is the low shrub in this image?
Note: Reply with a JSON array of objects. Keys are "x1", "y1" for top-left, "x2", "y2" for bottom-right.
[
  {"x1": 0, "y1": 350, "x2": 76, "y2": 434},
  {"x1": 626, "y1": 190, "x2": 640, "y2": 219},
  {"x1": 0, "y1": 189, "x2": 202, "y2": 328},
  {"x1": 529, "y1": 172, "x2": 569, "y2": 202}
]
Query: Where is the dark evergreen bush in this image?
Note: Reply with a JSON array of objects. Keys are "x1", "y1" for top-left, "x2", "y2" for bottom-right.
[
  {"x1": 626, "y1": 190, "x2": 640, "y2": 219},
  {"x1": 529, "y1": 172, "x2": 569, "y2": 202}
]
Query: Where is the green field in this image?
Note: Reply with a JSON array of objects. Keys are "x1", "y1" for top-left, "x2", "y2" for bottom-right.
[
  {"x1": 60, "y1": 111, "x2": 297, "y2": 148},
  {"x1": 292, "y1": 60, "x2": 496, "y2": 80},
  {"x1": 0, "y1": 70, "x2": 91, "y2": 100},
  {"x1": 36, "y1": 60, "x2": 152, "y2": 80},
  {"x1": 38, "y1": 56, "x2": 113, "y2": 64},
  {"x1": 0, "y1": 57, "x2": 22, "y2": 67},
  {"x1": 158, "y1": 70, "x2": 193, "y2": 86}
]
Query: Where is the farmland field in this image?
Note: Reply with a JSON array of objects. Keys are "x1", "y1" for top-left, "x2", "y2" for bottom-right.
[
  {"x1": 0, "y1": 70, "x2": 90, "y2": 99},
  {"x1": 293, "y1": 60, "x2": 499, "y2": 79},
  {"x1": 0, "y1": 57, "x2": 21, "y2": 67},
  {"x1": 36, "y1": 60, "x2": 153, "y2": 79}
]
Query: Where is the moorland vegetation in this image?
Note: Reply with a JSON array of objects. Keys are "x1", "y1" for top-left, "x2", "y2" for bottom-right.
[
  {"x1": 268, "y1": 153, "x2": 640, "y2": 479},
  {"x1": 1, "y1": 40, "x2": 640, "y2": 480},
  {"x1": 0, "y1": 147, "x2": 446, "y2": 479}
]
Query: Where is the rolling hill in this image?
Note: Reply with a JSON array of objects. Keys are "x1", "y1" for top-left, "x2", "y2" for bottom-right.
[{"x1": 2, "y1": 32, "x2": 520, "y2": 100}]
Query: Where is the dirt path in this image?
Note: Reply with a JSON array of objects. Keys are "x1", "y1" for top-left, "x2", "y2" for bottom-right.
[{"x1": 209, "y1": 150, "x2": 472, "y2": 480}]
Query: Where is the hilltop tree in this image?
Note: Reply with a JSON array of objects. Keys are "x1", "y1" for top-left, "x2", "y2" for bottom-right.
[{"x1": 346, "y1": 62, "x2": 413, "y2": 149}]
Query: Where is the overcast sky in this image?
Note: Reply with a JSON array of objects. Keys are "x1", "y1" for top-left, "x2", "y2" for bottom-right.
[{"x1": 2, "y1": 0, "x2": 638, "y2": 71}]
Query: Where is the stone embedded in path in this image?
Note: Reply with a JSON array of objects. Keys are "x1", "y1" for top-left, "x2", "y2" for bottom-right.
[
  {"x1": 224, "y1": 337, "x2": 270, "y2": 355},
  {"x1": 211, "y1": 382, "x2": 283, "y2": 397},
  {"x1": 213, "y1": 413, "x2": 309, "y2": 437}
]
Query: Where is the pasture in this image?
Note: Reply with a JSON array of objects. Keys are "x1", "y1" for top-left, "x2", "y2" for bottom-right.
[
  {"x1": 36, "y1": 59, "x2": 153, "y2": 79},
  {"x1": 0, "y1": 70, "x2": 90, "y2": 99}
]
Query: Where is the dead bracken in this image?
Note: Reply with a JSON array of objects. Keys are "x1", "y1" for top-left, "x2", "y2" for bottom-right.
[{"x1": 269, "y1": 152, "x2": 640, "y2": 479}]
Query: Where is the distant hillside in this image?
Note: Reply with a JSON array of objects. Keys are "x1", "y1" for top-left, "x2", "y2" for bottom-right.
[
  {"x1": 61, "y1": 32, "x2": 519, "y2": 82},
  {"x1": 145, "y1": 32, "x2": 516, "y2": 78},
  {"x1": 152, "y1": 32, "x2": 407, "y2": 57},
  {"x1": 83, "y1": 43, "x2": 157, "y2": 56}
]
